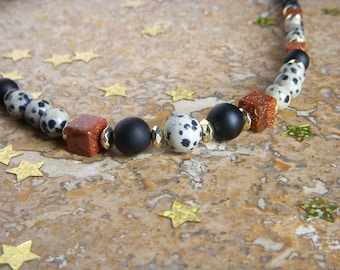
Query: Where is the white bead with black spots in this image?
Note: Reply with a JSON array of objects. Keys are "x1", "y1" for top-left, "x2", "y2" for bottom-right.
[
  {"x1": 265, "y1": 84, "x2": 291, "y2": 111},
  {"x1": 274, "y1": 71, "x2": 305, "y2": 99},
  {"x1": 279, "y1": 61, "x2": 305, "y2": 79},
  {"x1": 40, "y1": 108, "x2": 70, "y2": 138},
  {"x1": 285, "y1": 14, "x2": 302, "y2": 33},
  {"x1": 24, "y1": 99, "x2": 53, "y2": 128},
  {"x1": 286, "y1": 26, "x2": 305, "y2": 42},
  {"x1": 164, "y1": 114, "x2": 202, "y2": 153},
  {"x1": 4, "y1": 90, "x2": 33, "y2": 119}
]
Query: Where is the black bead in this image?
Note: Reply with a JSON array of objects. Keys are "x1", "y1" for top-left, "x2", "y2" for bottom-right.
[
  {"x1": 207, "y1": 103, "x2": 244, "y2": 141},
  {"x1": 0, "y1": 78, "x2": 19, "y2": 105},
  {"x1": 113, "y1": 117, "x2": 151, "y2": 155},
  {"x1": 284, "y1": 49, "x2": 310, "y2": 70},
  {"x1": 281, "y1": 0, "x2": 299, "y2": 8}
]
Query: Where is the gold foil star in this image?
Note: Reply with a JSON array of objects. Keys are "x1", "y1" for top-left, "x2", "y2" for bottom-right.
[
  {"x1": 0, "y1": 144, "x2": 23, "y2": 166},
  {"x1": 123, "y1": 0, "x2": 146, "y2": 8},
  {"x1": 44, "y1": 54, "x2": 73, "y2": 67},
  {"x1": 165, "y1": 86, "x2": 196, "y2": 102},
  {"x1": 300, "y1": 197, "x2": 339, "y2": 222},
  {"x1": 1, "y1": 70, "x2": 23, "y2": 81},
  {"x1": 0, "y1": 240, "x2": 40, "y2": 270},
  {"x1": 3, "y1": 50, "x2": 32, "y2": 62},
  {"x1": 31, "y1": 92, "x2": 43, "y2": 99},
  {"x1": 100, "y1": 83, "x2": 128, "y2": 97},
  {"x1": 282, "y1": 123, "x2": 317, "y2": 142},
  {"x1": 141, "y1": 24, "x2": 166, "y2": 37},
  {"x1": 159, "y1": 201, "x2": 201, "y2": 228},
  {"x1": 72, "y1": 50, "x2": 100, "y2": 63},
  {"x1": 6, "y1": 160, "x2": 44, "y2": 182}
]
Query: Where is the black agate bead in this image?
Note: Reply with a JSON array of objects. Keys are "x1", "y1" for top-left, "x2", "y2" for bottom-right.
[
  {"x1": 113, "y1": 117, "x2": 151, "y2": 155},
  {"x1": 207, "y1": 103, "x2": 244, "y2": 141},
  {"x1": 0, "y1": 78, "x2": 19, "y2": 105},
  {"x1": 284, "y1": 49, "x2": 309, "y2": 70}
]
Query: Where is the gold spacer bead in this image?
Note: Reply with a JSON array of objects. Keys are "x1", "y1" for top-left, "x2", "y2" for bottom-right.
[
  {"x1": 100, "y1": 126, "x2": 114, "y2": 150},
  {"x1": 239, "y1": 108, "x2": 252, "y2": 130},
  {"x1": 151, "y1": 125, "x2": 164, "y2": 147},
  {"x1": 200, "y1": 119, "x2": 214, "y2": 143},
  {"x1": 62, "y1": 121, "x2": 70, "y2": 141}
]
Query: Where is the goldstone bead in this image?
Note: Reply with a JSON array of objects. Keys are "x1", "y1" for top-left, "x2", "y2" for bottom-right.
[
  {"x1": 4, "y1": 89, "x2": 33, "y2": 119},
  {"x1": 40, "y1": 108, "x2": 70, "y2": 138},
  {"x1": 164, "y1": 114, "x2": 202, "y2": 153},
  {"x1": 24, "y1": 99, "x2": 53, "y2": 128},
  {"x1": 265, "y1": 84, "x2": 292, "y2": 111}
]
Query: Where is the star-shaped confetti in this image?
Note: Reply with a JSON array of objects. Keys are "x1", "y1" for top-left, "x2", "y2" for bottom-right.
[
  {"x1": 6, "y1": 160, "x2": 44, "y2": 182},
  {"x1": 72, "y1": 50, "x2": 100, "y2": 63},
  {"x1": 1, "y1": 70, "x2": 23, "y2": 81},
  {"x1": 31, "y1": 92, "x2": 43, "y2": 99},
  {"x1": 0, "y1": 240, "x2": 40, "y2": 270},
  {"x1": 165, "y1": 86, "x2": 196, "y2": 102},
  {"x1": 141, "y1": 24, "x2": 166, "y2": 37},
  {"x1": 3, "y1": 50, "x2": 32, "y2": 62},
  {"x1": 282, "y1": 123, "x2": 317, "y2": 142},
  {"x1": 123, "y1": 0, "x2": 146, "y2": 9},
  {"x1": 100, "y1": 83, "x2": 128, "y2": 97},
  {"x1": 0, "y1": 144, "x2": 23, "y2": 166},
  {"x1": 253, "y1": 16, "x2": 277, "y2": 26},
  {"x1": 323, "y1": 7, "x2": 340, "y2": 16},
  {"x1": 44, "y1": 54, "x2": 73, "y2": 67},
  {"x1": 159, "y1": 201, "x2": 201, "y2": 228},
  {"x1": 300, "y1": 197, "x2": 339, "y2": 222}
]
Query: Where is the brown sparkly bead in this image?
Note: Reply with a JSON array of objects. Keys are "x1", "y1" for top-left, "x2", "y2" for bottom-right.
[
  {"x1": 238, "y1": 91, "x2": 277, "y2": 132},
  {"x1": 286, "y1": 41, "x2": 308, "y2": 52},
  {"x1": 283, "y1": 7, "x2": 303, "y2": 18},
  {"x1": 63, "y1": 114, "x2": 108, "y2": 157}
]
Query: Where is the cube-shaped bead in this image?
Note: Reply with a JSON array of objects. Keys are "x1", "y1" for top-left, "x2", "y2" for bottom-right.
[
  {"x1": 238, "y1": 91, "x2": 277, "y2": 132},
  {"x1": 63, "y1": 114, "x2": 108, "y2": 157}
]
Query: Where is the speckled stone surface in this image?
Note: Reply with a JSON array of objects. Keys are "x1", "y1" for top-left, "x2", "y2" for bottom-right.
[{"x1": 0, "y1": 0, "x2": 339, "y2": 269}]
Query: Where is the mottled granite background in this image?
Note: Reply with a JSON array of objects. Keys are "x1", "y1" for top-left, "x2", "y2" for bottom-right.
[{"x1": 0, "y1": 0, "x2": 339, "y2": 269}]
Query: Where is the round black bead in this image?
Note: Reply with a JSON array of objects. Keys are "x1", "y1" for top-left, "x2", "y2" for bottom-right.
[
  {"x1": 207, "y1": 103, "x2": 244, "y2": 141},
  {"x1": 284, "y1": 49, "x2": 310, "y2": 70},
  {"x1": 113, "y1": 117, "x2": 151, "y2": 155},
  {"x1": 0, "y1": 78, "x2": 19, "y2": 105},
  {"x1": 281, "y1": 0, "x2": 299, "y2": 8}
]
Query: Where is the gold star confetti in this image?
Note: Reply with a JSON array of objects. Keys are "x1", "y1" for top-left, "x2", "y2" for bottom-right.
[
  {"x1": 0, "y1": 144, "x2": 23, "y2": 166},
  {"x1": 165, "y1": 86, "x2": 196, "y2": 102},
  {"x1": 1, "y1": 70, "x2": 23, "y2": 81},
  {"x1": 123, "y1": 0, "x2": 146, "y2": 9},
  {"x1": 159, "y1": 201, "x2": 201, "y2": 228},
  {"x1": 0, "y1": 240, "x2": 40, "y2": 270},
  {"x1": 141, "y1": 24, "x2": 166, "y2": 37},
  {"x1": 6, "y1": 160, "x2": 44, "y2": 183},
  {"x1": 44, "y1": 54, "x2": 73, "y2": 67},
  {"x1": 3, "y1": 49, "x2": 32, "y2": 62},
  {"x1": 31, "y1": 92, "x2": 43, "y2": 99},
  {"x1": 323, "y1": 7, "x2": 340, "y2": 16},
  {"x1": 72, "y1": 50, "x2": 100, "y2": 63},
  {"x1": 282, "y1": 123, "x2": 317, "y2": 142},
  {"x1": 253, "y1": 16, "x2": 277, "y2": 26},
  {"x1": 100, "y1": 83, "x2": 128, "y2": 97},
  {"x1": 300, "y1": 197, "x2": 339, "y2": 222}
]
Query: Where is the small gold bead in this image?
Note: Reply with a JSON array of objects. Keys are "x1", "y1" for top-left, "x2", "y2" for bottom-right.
[
  {"x1": 151, "y1": 125, "x2": 164, "y2": 147},
  {"x1": 100, "y1": 126, "x2": 114, "y2": 150},
  {"x1": 200, "y1": 119, "x2": 214, "y2": 143},
  {"x1": 62, "y1": 121, "x2": 70, "y2": 141},
  {"x1": 239, "y1": 108, "x2": 252, "y2": 130}
]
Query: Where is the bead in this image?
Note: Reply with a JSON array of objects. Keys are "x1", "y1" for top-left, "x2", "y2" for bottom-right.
[
  {"x1": 113, "y1": 117, "x2": 151, "y2": 155},
  {"x1": 238, "y1": 91, "x2": 277, "y2": 132},
  {"x1": 285, "y1": 14, "x2": 303, "y2": 33},
  {"x1": 40, "y1": 108, "x2": 70, "y2": 138},
  {"x1": 24, "y1": 99, "x2": 53, "y2": 128},
  {"x1": 284, "y1": 49, "x2": 309, "y2": 70},
  {"x1": 279, "y1": 61, "x2": 305, "y2": 77},
  {"x1": 286, "y1": 27, "x2": 305, "y2": 43},
  {"x1": 286, "y1": 41, "x2": 308, "y2": 52},
  {"x1": 274, "y1": 71, "x2": 305, "y2": 99},
  {"x1": 200, "y1": 119, "x2": 214, "y2": 143},
  {"x1": 4, "y1": 89, "x2": 33, "y2": 119},
  {"x1": 283, "y1": 6, "x2": 303, "y2": 17},
  {"x1": 0, "y1": 78, "x2": 19, "y2": 105},
  {"x1": 239, "y1": 108, "x2": 252, "y2": 131},
  {"x1": 63, "y1": 114, "x2": 108, "y2": 156},
  {"x1": 206, "y1": 103, "x2": 244, "y2": 141},
  {"x1": 265, "y1": 84, "x2": 292, "y2": 111},
  {"x1": 151, "y1": 125, "x2": 164, "y2": 148},
  {"x1": 281, "y1": 0, "x2": 299, "y2": 8},
  {"x1": 164, "y1": 114, "x2": 202, "y2": 153},
  {"x1": 100, "y1": 126, "x2": 114, "y2": 150}
]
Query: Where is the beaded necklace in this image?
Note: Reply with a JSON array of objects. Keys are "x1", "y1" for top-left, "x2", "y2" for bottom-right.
[{"x1": 0, "y1": 0, "x2": 309, "y2": 157}]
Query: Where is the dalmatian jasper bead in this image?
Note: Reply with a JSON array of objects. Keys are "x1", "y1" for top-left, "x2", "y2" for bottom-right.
[
  {"x1": 4, "y1": 90, "x2": 33, "y2": 119},
  {"x1": 279, "y1": 61, "x2": 305, "y2": 78},
  {"x1": 286, "y1": 27, "x2": 305, "y2": 42},
  {"x1": 265, "y1": 84, "x2": 291, "y2": 111},
  {"x1": 274, "y1": 71, "x2": 305, "y2": 99},
  {"x1": 24, "y1": 99, "x2": 53, "y2": 128},
  {"x1": 40, "y1": 108, "x2": 70, "y2": 138},
  {"x1": 164, "y1": 114, "x2": 202, "y2": 153},
  {"x1": 285, "y1": 14, "x2": 303, "y2": 33}
]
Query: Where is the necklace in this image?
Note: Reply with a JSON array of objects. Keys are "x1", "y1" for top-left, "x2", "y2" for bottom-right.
[{"x1": 0, "y1": 0, "x2": 308, "y2": 157}]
